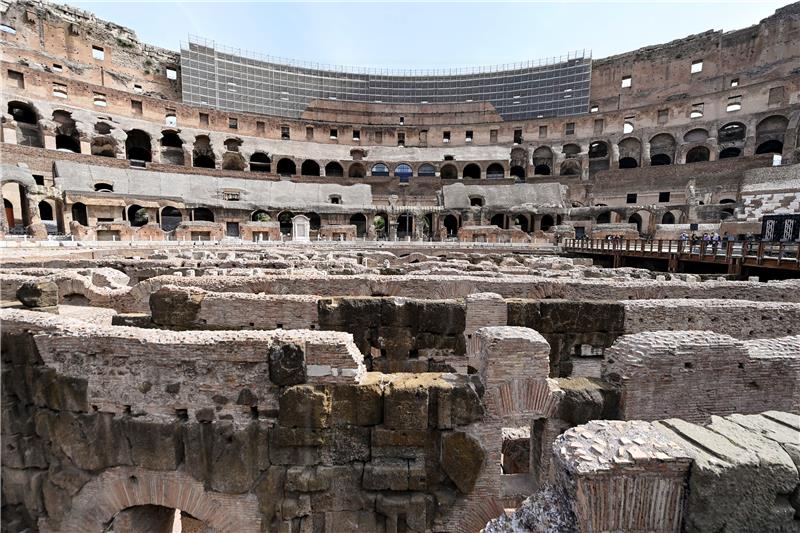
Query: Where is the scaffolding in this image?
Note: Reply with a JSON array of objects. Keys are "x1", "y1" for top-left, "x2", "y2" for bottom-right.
[{"x1": 180, "y1": 35, "x2": 592, "y2": 121}]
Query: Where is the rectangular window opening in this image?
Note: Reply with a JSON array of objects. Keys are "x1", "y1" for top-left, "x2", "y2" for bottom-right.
[
  {"x1": 353, "y1": 129, "x2": 360, "y2": 141},
  {"x1": 91, "y1": 45, "x2": 105, "y2": 60},
  {"x1": 513, "y1": 129, "x2": 523, "y2": 144},
  {"x1": 228, "y1": 117, "x2": 238, "y2": 129},
  {"x1": 199, "y1": 112, "x2": 209, "y2": 126},
  {"x1": 443, "y1": 131, "x2": 451, "y2": 143},
  {"x1": 659, "y1": 192, "x2": 671, "y2": 203},
  {"x1": 539, "y1": 125, "x2": 547, "y2": 138},
  {"x1": 657, "y1": 109, "x2": 669, "y2": 125},
  {"x1": 565, "y1": 122, "x2": 575, "y2": 136},
  {"x1": 330, "y1": 128, "x2": 338, "y2": 140},
  {"x1": 306, "y1": 126, "x2": 314, "y2": 140},
  {"x1": 397, "y1": 132, "x2": 405, "y2": 146},
  {"x1": 165, "y1": 67, "x2": 177, "y2": 80},
  {"x1": 490, "y1": 129, "x2": 498, "y2": 143},
  {"x1": 131, "y1": 99, "x2": 142, "y2": 114},
  {"x1": 93, "y1": 92, "x2": 107, "y2": 107},
  {"x1": 256, "y1": 121, "x2": 265, "y2": 134},
  {"x1": 281, "y1": 126, "x2": 290, "y2": 140},
  {"x1": 690, "y1": 60, "x2": 703, "y2": 74},
  {"x1": 465, "y1": 130, "x2": 473, "y2": 143},
  {"x1": 626, "y1": 193, "x2": 638, "y2": 204},
  {"x1": 621, "y1": 75, "x2": 632, "y2": 88},
  {"x1": 52, "y1": 83, "x2": 67, "y2": 98},
  {"x1": 8, "y1": 69, "x2": 24, "y2": 89}
]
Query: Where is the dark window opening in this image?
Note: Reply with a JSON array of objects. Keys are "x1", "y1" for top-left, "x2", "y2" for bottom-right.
[{"x1": 626, "y1": 193, "x2": 638, "y2": 204}]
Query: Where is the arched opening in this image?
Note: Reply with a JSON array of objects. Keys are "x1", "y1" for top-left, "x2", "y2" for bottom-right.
[
  {"x1": 513, "y1": 215, "x2": 529, "y2": 232},
  {"x1": 91, "y1": 135, "x2": 117, "y2": 158},
  {"x1": 71, "y1": 202, "x2": 88, "y2": 226},
  {"x1": 395, "y1": 163, "x2": 413, "y2": 182},
  {"x1": 160, "y1": 207, "x2": 182, "y2": 231},
  {"x1": 224, "y1": 138, "x2": 242, "y2": 152},
  {"x1": 661, "y1": 212, "x2": 675, "y2": 224},
  {"x1": 55, "y1": 134, "x2": 80, "y2": 153},
  {"x1": 251, "y1": 210, "x2": 270, "y2": 222},
  {"x1": 192, "y1": 136, "x2": 215, "y2": 168},
  {"x1": 301, "y1": 160, "x2": 320, "y2": 176},
  {"x1": 349, "y1": 213, "x2": 367, "y2": 237},
  {"x1": 160, "y1": 131, "x2": 183, "y2": 148},
  {"x1": 628, "y1": 213, "x2": 642, "y2": 233},
  {"x1": 305, "y1": 212, "x2": 321, "y2": 230},
  {"x1": 486, "y1": 163, "x2": 504, "y2": 179},
  {"x1": 649, "y1": 133, "x2": 676, "y2": 166},
  {"x1": 718, "y1": 122, "x2": 746, "y2": 143},
  {"x1": 588, "y1": 141, "x2": 608, "y2": 158},
  {"x1": 193, "y1": 207, "x2": 214, "y2": 222},
  {"x1": 250, "y1": 152, "x2": 271, "y2": 173},
  {"x1": 423, "y1": 213, "x2": 433, "y2": 238},
  {"x1": 8, "y1": 101, "x2": 43, "y2": 147},
  {"x1": 276, "y1": 158, "x2": 296, "y2": 176},
  {"x1": 596, "y1": 212, "x2": 611, "y2": 224},
  {"x1": 462, "y1": 163, "x2": 481, "y2": 179},
  {"x1": 221, "y1": 152, "x2": 246, "y2": 171},
  {"x1": 443, "y1": 214, "x2": 459, "y2": 237},
  {"x1": 755, "y1": 115, "x2": 788, "y2": 155},
  {"x1": 38, "y1": 200, "x2": 54, "y2": 221},
  {"x1": 720, "y1": 207, "x2": 735, "y2": 220},
  {"x1": 106, "y1": 505, "x2": 206, "y2": 533},
  {"x1": 650, "y1": 153, "x2": 671, "y2": 166},
  {"x1": 348, "y1": 163, "x2": 366, "y2": 178},
  {"x1": 562, "y1": 144, "x2": 581, "y2": 159},
  {"x1": 440, "y1": 164, "x2": 458, "y2": 180},
  {"x1": 490, "y1": 213, "x2": 506, "y2": 229},
  {"x1": 683, "y1": 128, "x2": 709, "y2": 143},
  {"x1": 277, "y1": 211, "x2": 294, "y2": 234},
  {"x1": 128, "y1": 205, "x2": 148, "y2": 227},
  {"x1": 719, "y1": 147, "x2": 741, "y2": 159},
  {"x1": 374, "y1": 213, "x2": 388, "y2": 239},
  {"x1": 418, "y1": 163, "x2": 436, "y2": 177},
  {"x1": 686, "y1": 146, "x2": 710, "y2": 163},
  {"x1": 755, "y1": 140, "x2": 783, "y2": 155},
  {"x1": 469, "y1": 196, "x2": 484, "y2": 207},
  {"x1": 371, "y1": 163, "x2": 389, "y2": 177},
  {"x1": 397, "y1": 213, "x2": 414, "y2": 238},
  {"x1": 540, "y1": 214, "x2": 555, "y2": 231},
  {"x1": 719, "y1": 198, "x2": 736, "y2": 204},
  {"x1": 94, "y1": 183, "x2": 113, "y2": 192},
  {"x1": 125, "y1": 129, "x2": 152, "y2": 162},
  {"x1": 510, "y1": 165, "x2": 526, "y2": 180},
  {"x1": 325, "y1": 162, "x2": 344, "y2": 177},
  {"x1": 618, "y1": 137, "x2": 642, "y2": 168},
  {"x1": 532, "y1": 146, "x2": 553, "y2": 175},
  {"x1": 560, "y1": 160, "x2": 581, "y2": 176}
]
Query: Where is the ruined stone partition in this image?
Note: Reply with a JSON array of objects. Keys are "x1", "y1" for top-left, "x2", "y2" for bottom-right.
[
  {"x1": 487, "y1": 411, "x2": 800, "y2": 533},
  {"x1": 603, "y1": 330, "x2": 800, "y2": 423}
]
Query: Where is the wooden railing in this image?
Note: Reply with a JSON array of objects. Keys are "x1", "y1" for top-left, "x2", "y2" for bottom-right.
[{"x1": 562, "y1": 239, "x2": 800, "y2": 270}]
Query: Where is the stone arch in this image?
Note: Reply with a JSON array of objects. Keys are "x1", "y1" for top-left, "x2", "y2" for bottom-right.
[
  {"x1": 251, "y1": 209, "x2": 270, "y2": 222},
  {"x1": 440, "y1": 164, "x2": 458, "y2": 180},
  {"x1": 394, "y1": 163, "x2": 413, "y2": 182},
  {"x1": 596, "y1": 211, "x2": 611, "y2": 224},
  {"x1": 443, "y1": 213, "x2": 460, "y2": 236},
  {"x1": 193, "y1": 207, "x2": 214, "y2": 222},
  {"x1": 348, "y1": 162, "x2": 365, "y2": 178},
  {"x1": 686, "y1": 145, "x2": 710, "y2": 163},
  {"x1": 193, "y1": 135, "x2": 215, "y2": 168},
  {"x1": 719, "y1": 147, "x2": 742, "y2": 159},
  {"x1": 540, "y1": 214, "x2": 555, "y2": 231},
  {"x1": 301, "y1": 159, "x2": 321, "y2": 176},
  {"x1": 158, "y1": 131, "x2": 184, "y2": 165},
  {"x1": 55, "y1": 467, "x2": 260, "y2": 533},
  {"x1": 562, "y1": 143, "x2": 581, "y2": 158},
  {"x1": 628, "y1": 212, "x2": 643, "y2": 233},
  {"x1": 305, "y1": 211, "x2": 321, "y2": 230},
  {"x1": 512, "y1": 214, "x2": 530, "y2": 232},
  {"x1": 91, "y1": 133, "x2": 117, "y2": 158},
  {"x1": 486, "y1": 163, "x2": 504, "y2": 179},
  {"x1": 532, "y1": 146, "x2": 553, "y2": 175},
  {"x1": 490, "y1": 213, "x2": 506, "y2": 229},
  {"x1": 125, "y1": 129, "x2": 152, "y2": 162},
  {"x1": 649, "y1": 133, "x2": 676, "y2": 165},
  {"x1": 618, "y1": 137, "x2": 642, "y2": 168},
  {"x1": 160, "y1": 206, "x2": 182, "y2": 231},
  {"x1": 588, "y1": 140, "x2": 610, "y2": 173},
  {"x1": 53, "y1": 110, "x2": 81, "y2": 152},
  {"x1": 661, "y1": 211, "x2": 676, "y2": 224},
  {"x1": 71, "y1": 202, "x2": 88, "y2": 226},
  {"x1": 128, "y1": 204, "x2": 148, "y2": 227},
  {"x1": 325, "y1": 161, "x2": 344, "y2": 177},
  {"x1": 276, "y1": 158, "x2": 296, "y2": 176},
  {"x1": 756, "y1": 115, "x2": 789, "y2": 152},
  {"x1": 463, "y1": 163, "x2": 481, "y2": 179},
  {"x1": 38, "y1": 200, "x2": 54, "y2": 221},
  {"x1": 8, "y1": 101, "x2": 44, "y2": 148},
  {"x1": 249, "y1": 152, "x2": 271, "y2": 173},
  {"x1": 559, "y1": 159, "x2": 581, "y2": 176},
  {"x1": 349, "y1": 213, "x2": 367, "y2": 237},
  {"x1": 371, "y1": 163, "x2": 389, "y2": 177},
  {"x1": 683, "y1": 128, "x2": 709, "y2": 143},
  {"x1": 397, "y1": 213, "x2": 414, "y2": 238},
  {"x1": 510, "y1": 165, "x2": 526, "y2": 179},
  {"x1": 221, "y1": 151, "x2": 246, "y2": 171},
  {"x1": 718, "y1": 122, "x2": 746, "y2": 143},
  {"x1": 418, "y1": 163, "x2": 436, "y2": 177},
  {"x1": 277, "y1": 210, "x2": 294, "y2": 233}
]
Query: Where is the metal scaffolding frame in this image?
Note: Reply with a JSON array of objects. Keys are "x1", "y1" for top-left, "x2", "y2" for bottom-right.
[{"x1": 180, "y1": 35, "x2": 592, "y2": 120}]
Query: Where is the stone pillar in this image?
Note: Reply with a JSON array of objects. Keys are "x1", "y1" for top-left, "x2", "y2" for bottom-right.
[
  {"x1": 464, "y1": 293, "x2": 508, "y2": 359},
  {"x1": 388, "y1": 216, "x2": 398, "y2": 241},
  {"x1": 642, "y1": 141, "x2": 651, "y2": 167},
  {"x1": 2, "y1": 124, "x2": 18, "y2": 144},
  {"x1": 0, "y1": 187, "x2": 8, "y2": 234},
  {"x1": 44, "y1": 135, "x2": 57, "y2": 150},
  {"x1": 80, "y1": 140, "x2": 91, "y2": 155}
]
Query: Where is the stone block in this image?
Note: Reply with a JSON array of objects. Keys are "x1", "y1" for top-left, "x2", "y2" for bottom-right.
[
  {"x1": 384, "y1": 375, "x2": 430, "y2": 430},
  {"x1": 17, "y1": 280, "x2": 58, "y2": 308},
  {"x1": 269, "y1": 343, "x2": 307, "y2": 386},
  {"x1": 330, "y1": 382, "x2": 383, "y2": 426},
  {"x1": 363, "y1": 459, "x2": 409, "y2": 491},
  {"x1": 278, "y1": 385, "x2": 331, "y2": 429},
  {"x1": 149, "y1": 285, "x2": 204, "y2": 327},
  {"x1": 441, "y1": 431, "x2": 484, "y2": 493}
]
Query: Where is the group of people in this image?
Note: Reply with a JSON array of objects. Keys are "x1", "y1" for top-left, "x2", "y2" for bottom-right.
[{"x1": 679, "y1": 231, "x2": 731, "y2": 243}]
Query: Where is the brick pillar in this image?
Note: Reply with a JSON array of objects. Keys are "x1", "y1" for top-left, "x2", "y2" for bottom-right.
[{"x1": 464, "y1": 293, "x2": 507, "y2": 357}]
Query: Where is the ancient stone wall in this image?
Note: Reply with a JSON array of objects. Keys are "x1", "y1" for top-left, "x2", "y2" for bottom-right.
[{"x1": 603, "y1": 331, "x2": 800, "y2": 423}]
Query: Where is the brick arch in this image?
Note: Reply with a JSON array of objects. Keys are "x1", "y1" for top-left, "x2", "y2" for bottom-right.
[{"x1": 53, "y1": 467, "x2": 260, "y2": 533}]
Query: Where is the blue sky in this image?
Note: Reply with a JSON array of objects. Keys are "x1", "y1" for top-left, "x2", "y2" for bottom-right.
[{"x1": 68, "y1": 1, "x2": 788, "y2": 68}]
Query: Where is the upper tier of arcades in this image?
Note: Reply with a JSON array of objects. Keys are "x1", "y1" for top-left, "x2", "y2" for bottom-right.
[{"x1": 1, "y1": 0, "x2": 799, "y2": 145}]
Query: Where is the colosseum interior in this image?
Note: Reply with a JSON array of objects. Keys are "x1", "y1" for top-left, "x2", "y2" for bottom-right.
[{"x1": 1, "y1": 1, "x2": 799, "y2": 532}]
